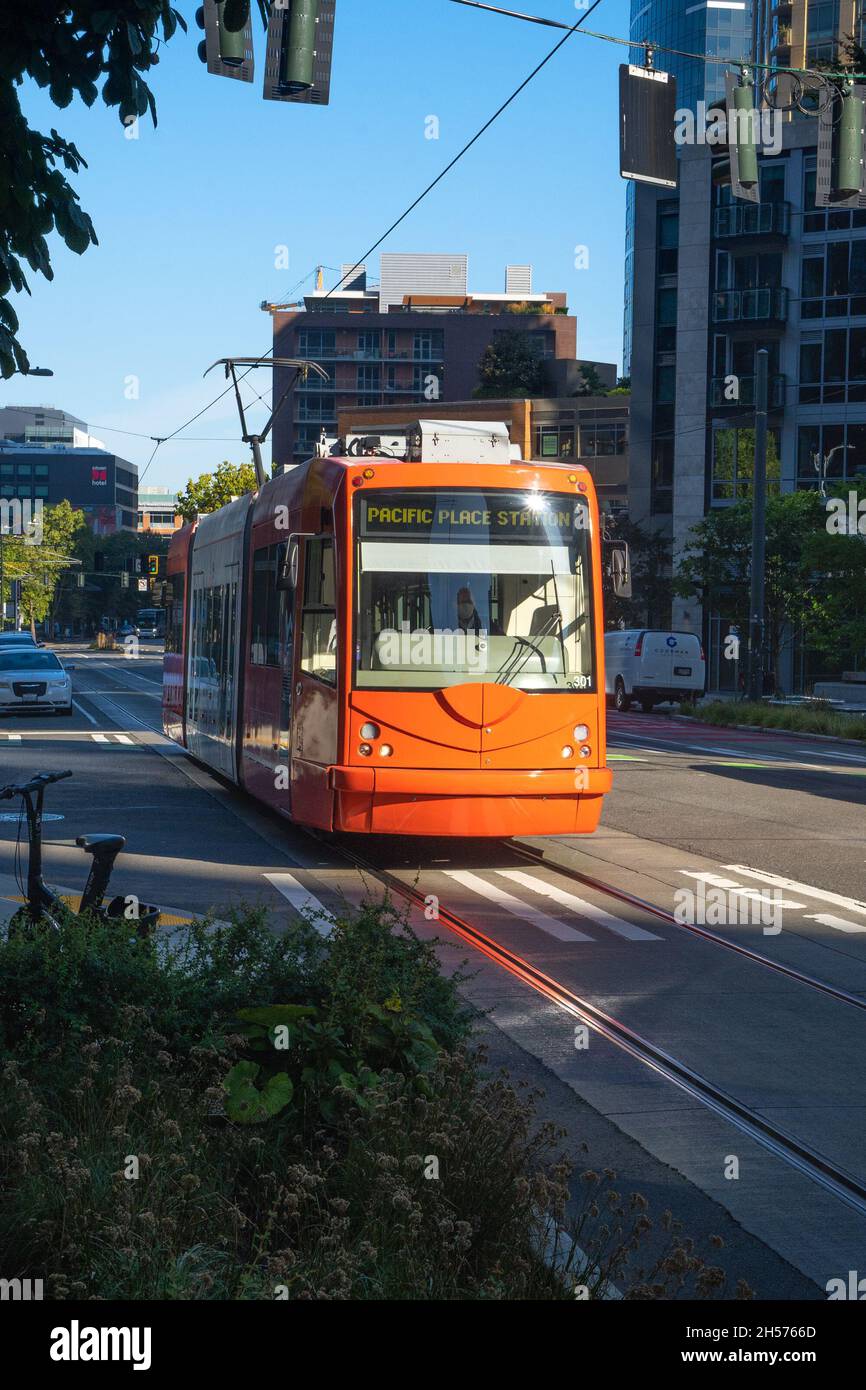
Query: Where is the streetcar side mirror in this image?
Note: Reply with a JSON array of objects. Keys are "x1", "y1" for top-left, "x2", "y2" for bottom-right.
[
  {"x1": 606, "y1": 542, "x2": 632, "y2": 599},
  {"x1": 277, "y1": 533, "x2": 315, "y2": 592}
]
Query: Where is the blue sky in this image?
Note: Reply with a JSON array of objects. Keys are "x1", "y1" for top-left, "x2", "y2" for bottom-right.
[{"x1": 4, "y1": 0, "x2": 630, "y2": 490}]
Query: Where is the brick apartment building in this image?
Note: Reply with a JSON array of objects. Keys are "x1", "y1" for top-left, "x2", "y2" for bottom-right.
[{"x1": 267, "y1": 256, "x2": 585, "y2": 466}]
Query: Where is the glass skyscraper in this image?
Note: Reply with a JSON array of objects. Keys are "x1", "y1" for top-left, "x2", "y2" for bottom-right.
[{"x1": 624, "y1": 0, "x2": 754, "y2": 374}]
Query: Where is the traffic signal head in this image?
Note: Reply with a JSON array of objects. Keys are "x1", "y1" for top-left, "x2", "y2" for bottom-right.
[
  {"x1": 264, "y1": 0, "x2": 336, "y2": 106},
  {"x1": 723, "y1": 70, "x2": 760, "y2": 203},
  {"x1": 148, "y1": 555, "x2": 159, "y2": 577},
  {"x1": 196, "y1": 0, "x2": 254, "y2": 82},
  {"x1": 816, "y1": 79, "x2": 866, "y2": 207}
]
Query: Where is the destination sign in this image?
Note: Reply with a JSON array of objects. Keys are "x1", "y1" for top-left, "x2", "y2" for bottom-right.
[{"x1": 359, "y1": 492, "x2": 589, "y2": 541}]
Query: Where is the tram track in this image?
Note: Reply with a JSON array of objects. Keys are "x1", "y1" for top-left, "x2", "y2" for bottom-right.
[
  {"x1": 510, "y1": 841, "x2": 866, "y2": 1016},
  {"x1": 316, "y1": 833, "x2": 866, "y2": 1221}
]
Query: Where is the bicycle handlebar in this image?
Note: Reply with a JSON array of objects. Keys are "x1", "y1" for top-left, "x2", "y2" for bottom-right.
[{"x1": 0, "y1": 770, "x2": 72, "y2": 799}]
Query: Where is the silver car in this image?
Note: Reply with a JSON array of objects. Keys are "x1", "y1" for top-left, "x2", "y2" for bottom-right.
[{"x1": 0, "y1": 648, "x2": 73, "y2": 715}]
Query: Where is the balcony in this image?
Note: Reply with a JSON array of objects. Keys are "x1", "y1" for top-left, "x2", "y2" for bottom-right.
[
  {"x1": 713, "y1": 202, "x2": 791, "y2": 239},
  {"x1": 712, "y1": 288, "x2": 788, "y2": 324},
  {"x1": 709, "y1": 373, "x2": 787, "y2": 408}
]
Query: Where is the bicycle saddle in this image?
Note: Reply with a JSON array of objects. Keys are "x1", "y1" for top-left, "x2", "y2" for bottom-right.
[{"x1": 76, "y1": 834, "x2": 126, "y2": 856}]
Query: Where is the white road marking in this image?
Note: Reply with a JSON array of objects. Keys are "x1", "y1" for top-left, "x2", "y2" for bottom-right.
[
  {"x1": 678, "y1": 871, "x2": 804, "y2": 909},
  {"x1": 724, "y1": 864, "x2": 866, "y2": 919},
  {"x1": 680, "y1": 872, "x2": 745, "y2": 889},
  {"x1": 72, "y1": 699, "x2": 99, "y2": 726},
  {"x1": 91, "y1": 733, "x2": 109, "y2": 743},
  {"x1": 4, "y1": 733, "x2": 21, "y2": 742},
  {"x1": 612, "y1": 724, "x2": 866, "y2": 771},
  {"x1": 445, "y1": 869, "x2": 594, "y2": 942},
  {"x1": 264, "y1": 872, "x2": 334, "y2": 936},
  {"x1": 497, "y1": 869, "x2": 661, "y2": 941},
  {"x1": 804, "y1": 913, "x2": 866, "y2": 935},
  {"x1": 114, "y1": 734, "x2": 134, "y2": 745}
]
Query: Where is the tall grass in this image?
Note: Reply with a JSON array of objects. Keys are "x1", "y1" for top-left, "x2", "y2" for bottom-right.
[{"x1": 680, "y1": 699, "x2": 866, "y2": 741}]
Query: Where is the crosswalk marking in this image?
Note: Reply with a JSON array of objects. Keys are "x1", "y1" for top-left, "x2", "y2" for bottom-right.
[
  {"x1": 496, "y1": 870, "x2": 662, "y2": 941},
  {"x1": 264, "y1": 872, "x2": 335, "y2": 936},
  {"x1": 724, "y1": 864, "x2": 866, "y2": 919},
  {"x1": 91, "y1": 734, "x2": 109, "y2": 743},
  {"x1": 4, "y1": 733, "x2": 21, "y2": 742},
  {"x1": 89, "y1": 732, "x2": 136, "y2": 745},
  {"x1": 678, "y1": 871, "x2": 805, "y2": 910},
  {"x1": 114, "y1": 734, "x2": 134, "y2": 744},
  {"x1": 445, "y1": 869, "x2": 594, "y2": 942},
  {"x1": 804, "y1": 913, "x2": 866, "y2": 935}
]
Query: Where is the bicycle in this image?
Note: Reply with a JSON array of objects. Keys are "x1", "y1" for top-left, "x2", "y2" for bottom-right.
[{"x1": 0, "y1": 770, "x2": 160, "y2": 935}]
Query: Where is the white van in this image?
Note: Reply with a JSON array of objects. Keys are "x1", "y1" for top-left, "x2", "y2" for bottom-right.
[{"x1": 604, "y1": 629, "x2": 706, "y2": 712}]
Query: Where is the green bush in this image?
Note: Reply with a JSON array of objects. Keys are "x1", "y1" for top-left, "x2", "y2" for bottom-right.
[
  {"x1": 0, "y1": 899, "x2": 748, "y2": 1300},
  {"x1": 680, "y1": 699, "x2": 866, "y2": 741}
]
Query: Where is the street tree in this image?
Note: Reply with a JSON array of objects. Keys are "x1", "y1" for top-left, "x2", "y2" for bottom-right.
[
  {"x1": 1, "y1": 498, "x2": 88, "y2": 636},
  {"x1": 473, "y1": 330, "x2": 549, "y2": 399},
  {"x1": 176, "y1": 460, "x2": 258, "y2": 521},
  {"x1": 604, "y1": 517, "x2": 672, "y2": 629},
  {"x1": 674, "y1": 487, "x2": 866, "y2": 682},
  {"x1": 572, "y1": 363, "x2": 607, "y2": 397},
  {"x1": 0, "y1": 2, "x2": 189, "y2": 377}
]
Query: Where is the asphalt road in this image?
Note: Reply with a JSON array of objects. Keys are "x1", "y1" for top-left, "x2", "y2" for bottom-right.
[{"x1": 3, "y1": 650, "x2": 866, "y2": 1300}]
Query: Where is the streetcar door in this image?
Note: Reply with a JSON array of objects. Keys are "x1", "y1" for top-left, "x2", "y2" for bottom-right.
[{"x1": 291, "y1": 535, "x2": 339, "y2": 829}]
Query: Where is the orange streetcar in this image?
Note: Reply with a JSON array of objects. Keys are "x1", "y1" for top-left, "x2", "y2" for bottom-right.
[{"x1": 163, "y1": 420, "x2": 618, "y2": 837}]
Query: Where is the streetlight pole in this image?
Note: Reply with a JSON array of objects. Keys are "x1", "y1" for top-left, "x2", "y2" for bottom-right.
[{"x1": 747, "y1": 348, "x2": 768, "y2": 702}]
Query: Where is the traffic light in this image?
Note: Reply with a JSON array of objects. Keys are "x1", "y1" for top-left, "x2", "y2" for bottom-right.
[
  {"x1": 264, "y1": 0, "x2": 336, "y2": 106},
  {"x1": 722, "y1": 70, "x2": 760, "y2": 204},
  {"x1": 196, "y1": 0, "x2": 254, "y2": 83},
  {"x1": 816, "y1": 78, "x2": 866, "y2": 207},
  {"x1": 148, "y1": 555, "x2": 159, "y2": 577}
]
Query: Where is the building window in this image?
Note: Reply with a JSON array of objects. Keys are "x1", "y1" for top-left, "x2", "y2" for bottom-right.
[
  {"x1": 357, "y1": 364, "x2": 380, "y2": 391},
  {"x1": 711, "y1": 426, "x2": 781, "y2": 502},
  {"x1": 657, "y1": 204, "x2": 679, "y2": 276},
  {"x1": 412, "y1": 329, "x2": 444, "y2": 361},
  {"x1": 655, "y1": 364, "x2": 676, "y2": 403},
  {"x1": 534, "y1": 425, "x2": 574, "y2": 458},
  {"x1": 358, "y1": 331, "x2": 379, "y2": 356},
  {"x1": 798, "y1": 421, "x2": 866, "y2": 488},
  {"x1": 298, "y1": 329, "x2": 336, "y2": 357}
]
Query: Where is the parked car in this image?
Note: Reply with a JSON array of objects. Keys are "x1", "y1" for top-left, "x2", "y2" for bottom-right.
[
  {"x1": 0, "y1": 631, "x2": 42, "y2": 648},
  {"x1": 605, "y1": 629, "x2": 706, "y2": 713},
  {"x1": 119, "y1": 622, "x2": 140, "y2": 639},
  {"x1": 0, "y1": 648, "x2": 73, "y2": 715}
]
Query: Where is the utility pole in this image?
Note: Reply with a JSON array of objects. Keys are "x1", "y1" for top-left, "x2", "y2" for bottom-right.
[{"x1": 747, "y1": 348, "x2": 768, "y2": 701}]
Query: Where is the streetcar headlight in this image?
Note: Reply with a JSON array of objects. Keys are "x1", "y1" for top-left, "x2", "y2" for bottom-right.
[
  {"x1": 579, "y1": 745, "x2": 592, "y2": 758},
  {"x1": 360, "y1": 722, "x2": 380, "y2": 740},
  {"x1": 573, "y1": 723, "x2": 589, "y2": 741},
  {"x1": 358, "y1": 743, "x2": 373, "y2": 757},
  {"x1": 561, "y1": 745, "x2": 574, "y2": 759},
  {"x1": 379, "y1": 744, "x2": 393, "y2": 757}
]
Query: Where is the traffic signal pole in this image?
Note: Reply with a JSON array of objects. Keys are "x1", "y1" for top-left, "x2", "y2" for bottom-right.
[{"x1": 747, "y1": 348, "x2": 768, "y2": 701}]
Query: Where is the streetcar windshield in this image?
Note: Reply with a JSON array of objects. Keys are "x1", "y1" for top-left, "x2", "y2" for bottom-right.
[{"x1": 354, "y1": 488, "x2": 595, "y2": 691}]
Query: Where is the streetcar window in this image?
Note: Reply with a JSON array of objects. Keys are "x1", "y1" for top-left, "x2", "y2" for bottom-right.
[
  {"x1": 164, "y1": 576, "x2": 185, "y2": 654},
  {"x1": 188, "y1": 578, "x2": 237, "y2": 744},
  {"x1": 354, "y1": 489, "x2": 595, "y2": 692},
  {"x1": 250, "y1": 543, "x2": 285, "y2": 666},
  {"x1": 301, "y1": 537, "x2": 337, "y2": 686}
]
